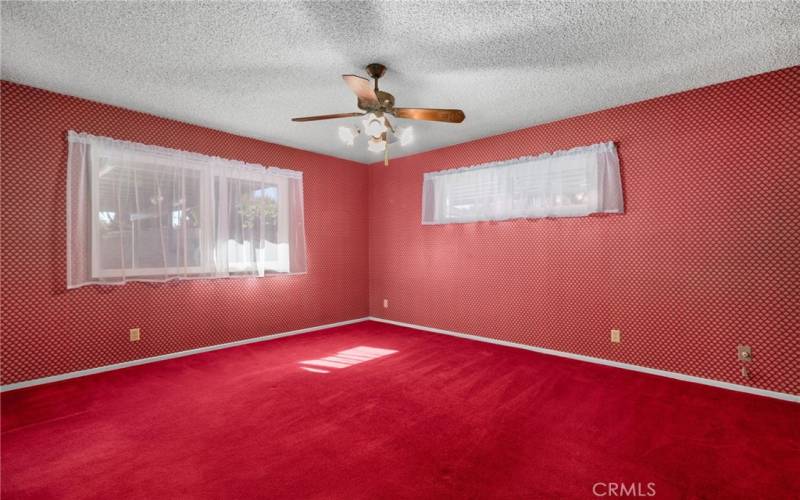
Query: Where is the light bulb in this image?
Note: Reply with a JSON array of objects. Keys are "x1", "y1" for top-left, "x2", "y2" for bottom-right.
[
  {"x1": 396, "y1": 126, "x2": 414, "y2": 146},
  {"x1": 364, "y1": 113, "x2": 387, "y2": 137},
  {"x1": 367, "y1": 136, "x2": 386, "y2": 153},
  {"x1": 337, "y1": 125, "x2": 358, "y2": 146}
]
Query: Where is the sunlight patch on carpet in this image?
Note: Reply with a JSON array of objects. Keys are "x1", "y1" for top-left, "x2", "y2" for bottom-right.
[{"x1": 300, "y1": 346, "x2": 397, "y2": 372}]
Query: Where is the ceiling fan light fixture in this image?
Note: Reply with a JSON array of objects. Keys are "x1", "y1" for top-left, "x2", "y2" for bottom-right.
[
  {"x1": 291, "y1": 64, "x2": 464, "y2": 164},
  {"x1": 337, "y1": 125, "x2": 359, "y2": 146},
  {"x1": 364, "y1": 113, "x2": 387, "y2": 137},
  {"x1": 367, "y1": 136, "x2": 386, "y2": 153}
]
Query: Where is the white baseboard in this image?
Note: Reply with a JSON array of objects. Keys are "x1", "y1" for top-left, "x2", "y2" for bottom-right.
[
  {"x1": 0, "y1": 317, "x2": 370, "y2": 392},
  {"x1": 4, "y1": 316, "x2": 796, "y2": 402},
  {"x1": 368, "y1": 317, "x2": 799, "y2": 403}
]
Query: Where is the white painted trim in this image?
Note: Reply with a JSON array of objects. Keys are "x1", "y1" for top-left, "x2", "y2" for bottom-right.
[
  {"x1": 0, "y1": 317, "x2": 369, "y2": 392},
  {"x1": 4, "y1": 315, "x2": 796, "y2": 403},
  {"x1": 368, "y1": 317, "x2": 799, "y2": 403}
]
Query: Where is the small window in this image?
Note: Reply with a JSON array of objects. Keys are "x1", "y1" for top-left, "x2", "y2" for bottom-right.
[
  {"x1": 67, "y1": 132, "x2": 306, "y2": 288},
  {"x1": 422, "y1": 142, "x2": 623, "y2": 224}
]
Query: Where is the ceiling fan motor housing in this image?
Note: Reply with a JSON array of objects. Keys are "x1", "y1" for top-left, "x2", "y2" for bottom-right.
[{"x1": 358, "y1": 91, "x2": 395, "y2": 112}]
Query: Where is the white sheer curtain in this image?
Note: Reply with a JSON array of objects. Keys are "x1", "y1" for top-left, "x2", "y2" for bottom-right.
[
  {"x1": 67, "y1": 131, "x2": 306, "y2": 288},
  {"x1": 422, "y1": 142, "x2": 623, "y2": 224}
]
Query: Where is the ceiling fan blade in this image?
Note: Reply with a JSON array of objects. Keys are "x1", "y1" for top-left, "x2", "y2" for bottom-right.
[
  {"x1": 342, "y1": 75, "x2": 379, "y2": 106},
  {"x1": 291, "y1": 112, "x2": 364, "y2": 122},
  {"x1": 392, "y1": 108, "x2": 465, "y2": 123}
]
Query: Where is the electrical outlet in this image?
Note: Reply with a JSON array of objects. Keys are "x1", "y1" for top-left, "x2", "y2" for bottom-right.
[
  {"x1": 737, "y1": 345, "x2": 752, "y2": 362},
  {"x1": 130, "y1": 328, "x2": 141, "y2": 342},
  {"x1": 383, "y1": 299, "x2": 389, "y2": 308},
  {"x1": 610, "y1": 329, "x2": 621, "y2": 343}
]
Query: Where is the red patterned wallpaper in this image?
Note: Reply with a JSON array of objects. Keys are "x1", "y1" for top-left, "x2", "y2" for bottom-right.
[
  {"x1": 1, "y1": 82, "x2": 369, "y2": 385},
  {"x1": 3, "y1": 69, "x2": 799, "y2": 393},
  {"x1": 369, "y1": 67, "x2": 800, "y2": 395}
]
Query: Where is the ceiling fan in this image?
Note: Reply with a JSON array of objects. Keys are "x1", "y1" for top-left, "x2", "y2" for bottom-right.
[{"x1": 291, "y1": 63, "x2": 465, "y2": 165}]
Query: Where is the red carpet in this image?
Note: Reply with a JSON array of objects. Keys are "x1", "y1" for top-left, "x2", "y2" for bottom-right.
[{"x1": 2, "y1": 321, "x2": 798, "y2": 499}]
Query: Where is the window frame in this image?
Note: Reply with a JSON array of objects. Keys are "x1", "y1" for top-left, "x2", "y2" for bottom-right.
[
  {"x1": 89, "y1": 154, "x2": 292, "y2": 280},
  {"x1": 221, "y1": 174, "x2": 290, "y2": 274}
]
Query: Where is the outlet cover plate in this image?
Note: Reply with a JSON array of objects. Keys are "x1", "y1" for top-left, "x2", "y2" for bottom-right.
[{"x1": 737, "y1": 345, "x2": 752, "y2": 361}]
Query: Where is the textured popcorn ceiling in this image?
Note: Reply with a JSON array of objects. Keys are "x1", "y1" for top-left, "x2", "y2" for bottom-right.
[{"x1": 2, "y1": 1, "x2": 799, "y2": 163}]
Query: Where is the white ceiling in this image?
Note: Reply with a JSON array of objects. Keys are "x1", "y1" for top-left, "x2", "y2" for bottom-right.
[{"x1": 2, "y1": 1, "x2": 798, "y2": 164}]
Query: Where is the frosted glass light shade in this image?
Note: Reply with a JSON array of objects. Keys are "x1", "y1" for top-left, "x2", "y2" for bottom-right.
[
  {"x1": 337, "y1": 126, "x2": 358, "y2": 146},
  {"x1": 364, "y1": 113, "x2": 387, "y2": 137},
  {"x1": 367, "y1": 136, "x2": 386, "y2": 153},
  {"x1": 396, "y1": 126, "x2": 413, "y2": 146}
]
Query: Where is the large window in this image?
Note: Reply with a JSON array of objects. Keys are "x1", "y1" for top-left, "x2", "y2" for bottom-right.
[
  {"x1": 422, "y1": 142, "x2": 623, "y2": 224},
  {"x1": 67, "y1": 131, "x2": 306, "y2": 288}
]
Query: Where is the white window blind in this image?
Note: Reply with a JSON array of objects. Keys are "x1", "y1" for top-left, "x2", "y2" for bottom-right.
[
  {"x1": 67, "y1": 131, "x2": 306, "y2": 288},
  {"x1": 422, "y1": 142, "x2": 623, "y2": 224}
]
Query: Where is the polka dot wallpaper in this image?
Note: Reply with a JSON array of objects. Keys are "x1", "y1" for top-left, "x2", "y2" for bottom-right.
[
  {"x1": 368, "y1": 67, "x2": 799, "y2": 395},
  {"x1": 2, "y1": 68, "x2": 798, "y2": 394},
  {"x1": 1, "y1": 81, "x2": 369, "y2": 385}
]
